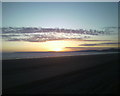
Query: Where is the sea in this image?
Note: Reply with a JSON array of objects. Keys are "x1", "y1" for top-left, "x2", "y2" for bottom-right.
[{"x1": 2, "y1": 51, "x2": 118, "y2": 60}]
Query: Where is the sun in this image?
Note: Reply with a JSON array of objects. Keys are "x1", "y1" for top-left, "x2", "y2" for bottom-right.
[{"x1": 53, "y1": 48, "x2": 62, "y2": 52}]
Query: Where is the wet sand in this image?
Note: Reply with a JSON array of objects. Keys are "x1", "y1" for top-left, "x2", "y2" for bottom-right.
[{"x1": 2, "y1": 53, "x2": 119, "y2": 95}]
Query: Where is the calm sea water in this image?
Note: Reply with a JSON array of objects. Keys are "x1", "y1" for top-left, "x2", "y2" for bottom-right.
[{"x1": 2, "y1": 52, "x2": 118, "y2": 60}]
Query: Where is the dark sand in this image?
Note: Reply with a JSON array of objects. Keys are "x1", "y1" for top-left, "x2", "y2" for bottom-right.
[{"x1": 2, "y1": 54, "x2": 119, "y2": 95}]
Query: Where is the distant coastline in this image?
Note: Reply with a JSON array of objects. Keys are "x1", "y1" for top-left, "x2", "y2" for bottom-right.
[{"x1": 2, "y1": 48, "x2": 119, "y2": 60}]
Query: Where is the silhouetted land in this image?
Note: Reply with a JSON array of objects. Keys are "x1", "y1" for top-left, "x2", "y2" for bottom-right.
[{"x1": 2, "y1": 53, "x2": 119, "y2": 95}]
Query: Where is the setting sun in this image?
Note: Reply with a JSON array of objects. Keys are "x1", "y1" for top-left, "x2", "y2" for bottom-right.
[{"x1": 53, "y1": 48, "x2": 62, "y2": 52}]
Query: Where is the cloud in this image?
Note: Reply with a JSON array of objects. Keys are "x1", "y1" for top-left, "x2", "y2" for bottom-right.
[
  {"x1": 2, "y1": 27, "x2": 117, "y2": 42},
  {"x1": 65, "y1": 47, "x2": 107, "y2": 51},
  {"x1": 82, "y1": 40, "x2": 111, "y2": 41},
  {"x1": 80, "y1": 42, "x2": 120, "y2": 46},
  {"x1": 7, "y1": 38, "x2": 21, "y2": 41},
  {"x1": 65, "y1": 47, "x2": 84, "y2": 50},
  {"x1": 103, "y1": 27, "x2": 118, "y2": 35},
  {"x1": 1, "y1": 28, "x2": 88, "y2": 42}
]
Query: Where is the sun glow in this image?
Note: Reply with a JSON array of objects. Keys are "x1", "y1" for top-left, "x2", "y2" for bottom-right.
[
  {"x1": 53, "y1": 48, "x2": 62, "y2": 52},
  {"x1": 2, "y1": 40, "x2": 80, "y2": 52},
  {"x1": 42, "y1": 40, "x2": 81, "y2": 52}
]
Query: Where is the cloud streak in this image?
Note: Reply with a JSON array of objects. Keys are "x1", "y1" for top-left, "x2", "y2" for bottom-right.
[
  {"x1": 80, "y1": 42, "x2": 119, "y2": 46},
  {"x1": 65, "y1": 47, "x2": 106, "y2": 51},
  {"x1": 2, "y1": 27, "x2": 116, "y2": 42}
]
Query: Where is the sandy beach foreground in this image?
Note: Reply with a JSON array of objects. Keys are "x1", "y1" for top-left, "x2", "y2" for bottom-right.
[{"x1": 2, "y1": 53, "x2": 119, "y2": 95}]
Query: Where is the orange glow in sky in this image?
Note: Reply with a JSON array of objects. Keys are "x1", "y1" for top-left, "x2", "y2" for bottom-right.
[{"x1": 2, "y1": 39, "x2": 119, "y2": 52}]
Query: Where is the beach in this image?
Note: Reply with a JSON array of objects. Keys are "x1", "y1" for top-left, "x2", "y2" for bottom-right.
[{"x1": 2, "y1": 53, "x2": 119, "y2": 95}]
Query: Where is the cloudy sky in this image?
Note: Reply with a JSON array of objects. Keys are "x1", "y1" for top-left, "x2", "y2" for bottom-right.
[{"x1": 2, "y1": 2, "x2": 119, "y2": 52}]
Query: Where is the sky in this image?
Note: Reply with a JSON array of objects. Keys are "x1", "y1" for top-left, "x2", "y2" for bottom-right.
[
  {"x1": 2, "y1": 2, "x2": 119, "y2": 52},
  {"x1": 3, "y1": 2, "x2": 118, "y2": 30}
]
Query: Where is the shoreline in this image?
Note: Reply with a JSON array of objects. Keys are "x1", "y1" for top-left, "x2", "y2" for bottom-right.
[{"x1": 2, "y1": 52, "x2": 119, "y2": 61}]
